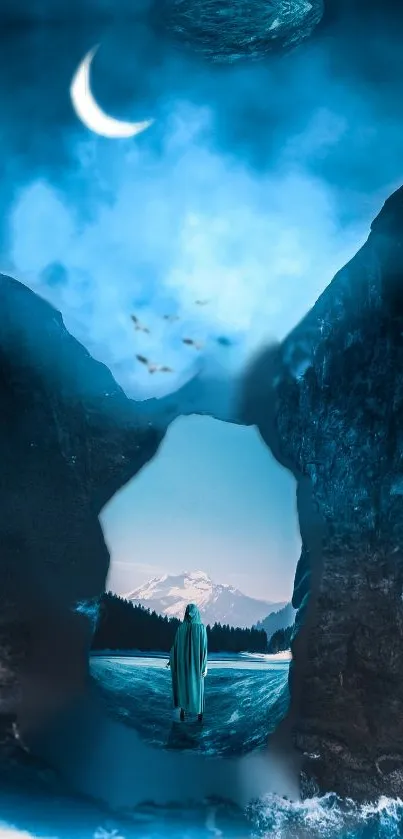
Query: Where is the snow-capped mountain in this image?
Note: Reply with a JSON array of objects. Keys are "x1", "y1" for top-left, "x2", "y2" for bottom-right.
[{"x1": 124, "y1": 570, "x2": 286, "y2": 628}]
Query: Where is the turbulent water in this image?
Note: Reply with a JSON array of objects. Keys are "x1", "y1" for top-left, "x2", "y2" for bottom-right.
[
  {"x1": 90, "y1": 655, "x2": 290, "y2": 755},
  {"x1": 154, "y1": 0, "x2": 324, "y2": 62},
  {"x1": 250, "y1": 794, "x2": 403, "y2": 839},
  {"x1": 1, "y1": 657, "x2": 402, "y2": 838},
  {"x1": 1, "y1": 770, "x2": 403, "y2": 839}
]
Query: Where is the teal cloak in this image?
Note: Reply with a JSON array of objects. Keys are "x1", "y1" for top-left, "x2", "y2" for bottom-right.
[{"x1": 169, "y1": 603, "x2": 208, "y2": 715}]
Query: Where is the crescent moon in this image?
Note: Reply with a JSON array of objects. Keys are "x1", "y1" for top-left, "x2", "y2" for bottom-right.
[{"x1": 70, "y1": 45, "x2": 154, "y2": 139}]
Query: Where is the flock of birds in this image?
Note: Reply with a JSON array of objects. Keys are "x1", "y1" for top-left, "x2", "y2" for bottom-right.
[{"x1": 132, "y1": 299, "x2": 211, "y2": 375}]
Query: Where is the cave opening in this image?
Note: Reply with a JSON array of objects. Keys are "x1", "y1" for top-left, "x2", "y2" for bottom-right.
[{"x1": 96, "y1": 412, "x2": 301, "y2": 759}]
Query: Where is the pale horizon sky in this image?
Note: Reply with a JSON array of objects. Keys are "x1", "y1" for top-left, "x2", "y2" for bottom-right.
[{"x1": 101, "y1": 415, "x2": 301, "y2": 602}]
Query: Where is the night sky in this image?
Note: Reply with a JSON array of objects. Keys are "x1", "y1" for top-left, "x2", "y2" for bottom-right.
[{"x1": 2, "y1": 0, "x2": 403, "y2": 600}]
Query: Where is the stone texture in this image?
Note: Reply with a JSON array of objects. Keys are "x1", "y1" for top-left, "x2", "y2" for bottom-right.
[
  {"x1": 243, "y1": 185, "x2": 403, "y2": 799},
  {"x1": 0, "y1": 268, "x2": 245, "y2": 752},
  {"x1": 3, "y1": 182, "x2": 403, "y2": 801},
  {"x1": 0, "y1": 274, "x2": 168, "y2": 731}
]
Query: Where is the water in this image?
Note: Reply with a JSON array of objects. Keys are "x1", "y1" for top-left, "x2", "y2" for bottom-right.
[
  {"x1": 0, "y1": 655, "x2": 401, "y2": 838},
  {"x1": 1, "y1": 777, "x2": 402, "y2": 839},
  {"x1": 158, "y1": 0, "x2": 324, "y2": 63},
  {"x1": 250, "y1": 794, "x2": 403, "y2": 838},
  {"x1": 89, "y1": 654, "x2": 290, "y2": 755}
]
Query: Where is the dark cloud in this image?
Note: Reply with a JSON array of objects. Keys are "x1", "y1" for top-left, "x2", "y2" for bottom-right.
[{"x1": 41, "y1": 261, "x2": 69, "y2": 287}]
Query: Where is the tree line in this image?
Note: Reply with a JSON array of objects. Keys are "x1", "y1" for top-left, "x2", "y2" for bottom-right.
[
  {"x1": 91, "y1": 592, "x2": 270, "y2": 653},
  {"x1": 267, "y1": 625, "x2": 293, "y2": 654}
]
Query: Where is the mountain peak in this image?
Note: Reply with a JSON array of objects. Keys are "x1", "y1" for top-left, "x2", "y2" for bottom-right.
[
  {"x1": 185, "y1": 570, "x2": 210, "y2": 581},
  {"x1": 123, "y1": 569, "x2": 287, "y2": 628}
]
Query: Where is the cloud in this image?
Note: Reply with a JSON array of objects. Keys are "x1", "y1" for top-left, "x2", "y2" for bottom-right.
[
  {"x1": 0, "y1": 826, "x2": 55, "y2": 839},
  {"x1": 8, "y1": 101, "x2": 375, "y2": 401},
  {"x1": 6, "y1": 32, "x2": 403, "y2": 403}
]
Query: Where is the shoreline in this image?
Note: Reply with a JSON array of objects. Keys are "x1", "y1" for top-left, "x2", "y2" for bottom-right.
[{"x1": 90, "y1": 649, "x2": 292, "y2": 662}]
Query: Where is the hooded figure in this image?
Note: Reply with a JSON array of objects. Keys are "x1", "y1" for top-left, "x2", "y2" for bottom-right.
[{"x1": 169, "y1": 603, "x2": 208, "y2": 722}]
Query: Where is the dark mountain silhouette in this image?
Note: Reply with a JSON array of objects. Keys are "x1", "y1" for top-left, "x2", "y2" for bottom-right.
[
  {"x1": 256, "y1": 603, "x2": 295, "y2": 639},
  {"x1": 267, "y1": 625, "x2": 294, "y2": 655}
]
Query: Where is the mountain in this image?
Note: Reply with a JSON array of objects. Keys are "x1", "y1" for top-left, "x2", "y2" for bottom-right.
[
  {"x1": 256, "y1": 603, "x2": 296, "y2": 641},
  {"x1": 124, "y1": 570, "x2": 286, "y2": 628}
]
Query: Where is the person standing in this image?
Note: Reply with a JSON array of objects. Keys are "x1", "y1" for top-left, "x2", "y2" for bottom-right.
[{"x1": 167, "y1": 603, "x2": 208, "y2": 722}]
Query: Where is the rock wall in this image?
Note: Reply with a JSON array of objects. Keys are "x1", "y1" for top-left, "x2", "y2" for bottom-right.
[
  {"x1": 0, "y1": 274, "x2": 300, "y2": 808},
  {"x1": 2, "y1": 182, "x2": 403, "y2": 801},
  {"x1": 0, "y1": 269, "x2": 241, "y2": 745},
  {"x1": 245, "y1": 185, "x2": 403, "y2": 799},
  {"x1": 0, "y1": 274, "x2": 168, "y2": 732}
]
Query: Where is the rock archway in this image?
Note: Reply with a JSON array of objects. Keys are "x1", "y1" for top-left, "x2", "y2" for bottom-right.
[
  {"x1": 0, "y1": 271, "x2": 297, "y2": 808},
  {"x1": 0, "y1": 184, "x2": 402, "y2": 804}
]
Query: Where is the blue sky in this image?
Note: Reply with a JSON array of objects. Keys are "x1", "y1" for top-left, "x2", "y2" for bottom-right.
[
  {"x1": 3, "y1": 19, "x2": 403, "y2": 601},
  {"x1": 102, "y1": 416, "x2": 300, "y2": 601}
]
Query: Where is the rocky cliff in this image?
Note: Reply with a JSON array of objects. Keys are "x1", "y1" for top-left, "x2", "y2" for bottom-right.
[
  {"x1": 242, "y1": 185, "x2": 403, "y2": 799},
  {"x1": 2, "y1": 184, "x2": 403, "y2": 803},
  {"x1": 0, "y1": 269, "x2": 240, "y2": 752},
  {"x1": 0, "y1": 274, "x2": 173, "y2": 732}
]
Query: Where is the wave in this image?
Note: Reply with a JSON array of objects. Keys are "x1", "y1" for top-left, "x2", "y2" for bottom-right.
[
  {"x1": 1, "y1": 742, "x2": 403, "y2": 839},
  {"x1": 249, "y1": 793, "x2": 403, "y2": 839},
  {"x1": 1, "y1": 791, "x2": 403, "y2": 839}
]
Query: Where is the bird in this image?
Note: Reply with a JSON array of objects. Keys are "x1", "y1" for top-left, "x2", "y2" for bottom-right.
[
  {"x1": 195, "y1": 299, "x2": 210, "y2": 306},
  {"x1": 182, "y1": 338, "x2": 204, "y2": 351},
  {"x1": 136, "y1": 354, "x2": 173, "y2": 374},
  {"x1": 131, "y1": 314, "x2": 150, "y2": 334},
  {"x1": 163, "y1": 314, "x2": 180, "y2": 323},
  {"x1": 216, "y1": 335, "x2": 232, "y2": 347}
]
